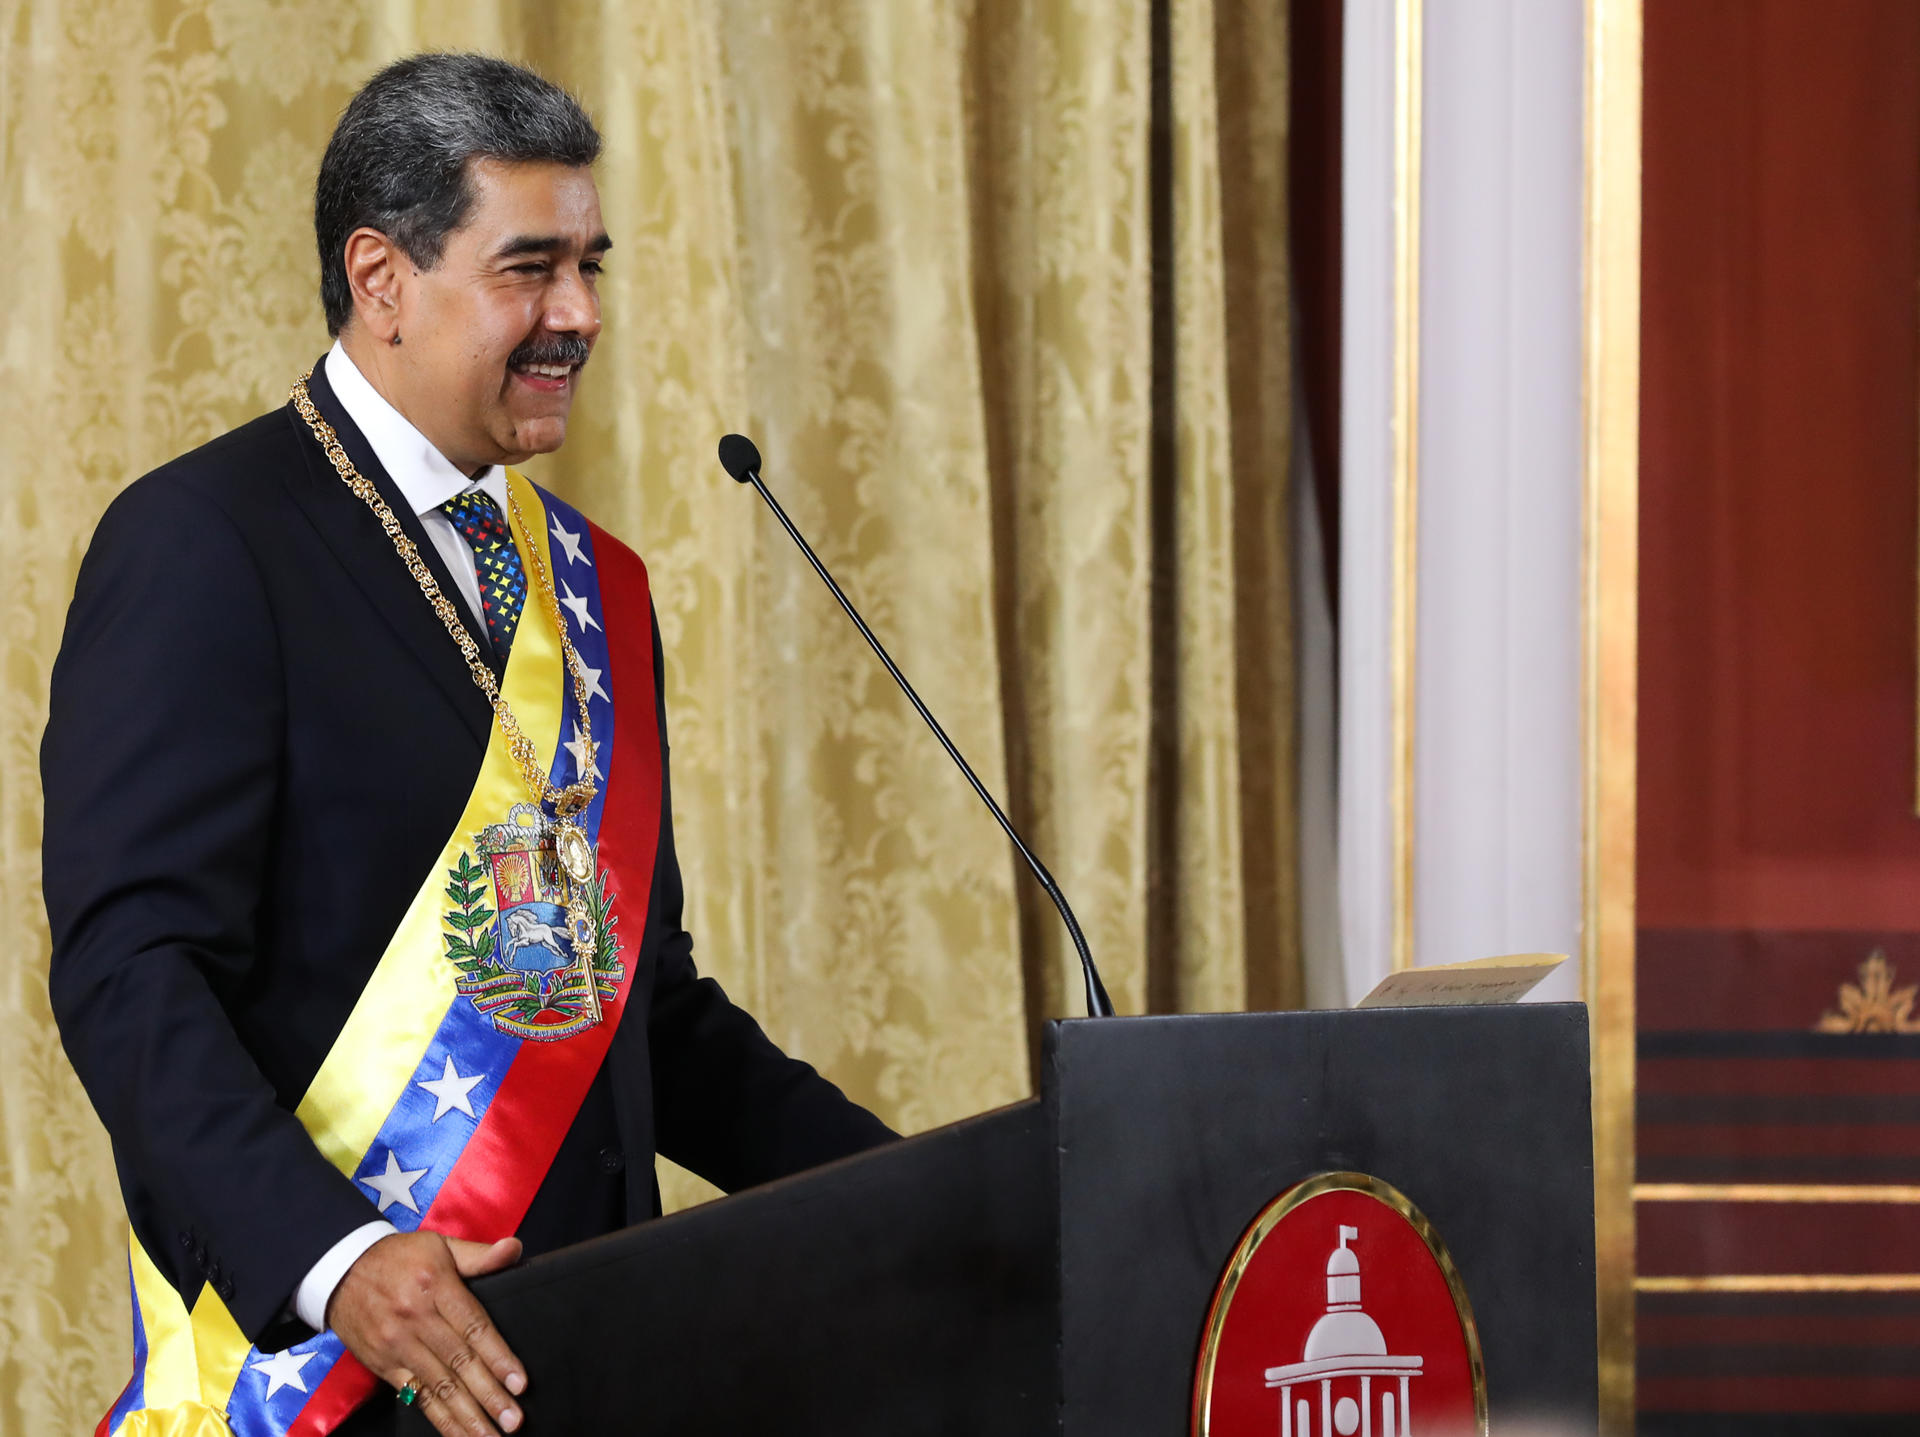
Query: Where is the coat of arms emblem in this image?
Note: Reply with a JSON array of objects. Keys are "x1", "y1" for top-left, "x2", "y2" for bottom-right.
[
  {"x1": 442, "y1": 804, "x2": 622, "y2": 1040},
  {"x1": 1190, "y1": 1174, "x2": 1485, "y2": 1437}
]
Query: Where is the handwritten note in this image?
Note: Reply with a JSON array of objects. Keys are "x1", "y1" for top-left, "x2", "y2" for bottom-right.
[{"x1": 1356, "y1": 952, "x2": 1568, "y2": 1009}]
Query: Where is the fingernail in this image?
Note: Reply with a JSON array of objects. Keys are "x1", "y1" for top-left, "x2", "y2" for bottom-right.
[
  {"x1": 502, "y1": 1408, "x2": 522, "y2": 1432},
  {"x1": 506, "y1": 1373, "x2": 526, "y2": 1396}
]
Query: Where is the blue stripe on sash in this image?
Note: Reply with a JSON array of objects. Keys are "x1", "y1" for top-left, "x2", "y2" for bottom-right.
[
  {"x1": 226, "y1": 1331, "x2": 342, "y2": 1437},
  {"x1": 541, "y1": 492, "x2": 611, "y2": 817},
  {"x1": 104, "y1": 1261, "x2": 145, "y2": 1434}
]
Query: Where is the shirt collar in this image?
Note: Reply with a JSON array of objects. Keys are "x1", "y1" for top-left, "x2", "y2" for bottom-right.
[{"x1": 324, "y1": 341, "x2": 505, "y2": 517}]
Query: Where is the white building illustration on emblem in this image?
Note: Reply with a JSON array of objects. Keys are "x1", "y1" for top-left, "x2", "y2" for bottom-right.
[{"x1": 1264, "y1": 1225, "x2": 1423, "y2": 1437}]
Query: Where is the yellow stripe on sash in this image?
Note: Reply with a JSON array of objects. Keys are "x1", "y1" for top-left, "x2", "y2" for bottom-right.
[
  {"x1": 130, "y1": 1234, "x2": 203, "y2": 1412},
  {"x1": 118, "y1": 1233, "x2": 247, "y2": 1433},
  {"x1": 116, "y1": 1407, "x2": 234, "y2": 1437},
  {"x1": 187, "y1": 1286, "x2": 250, "y2": 1416},
  {"x1": 297, "y1": 472, "x2": 561, "y2": 1173}
]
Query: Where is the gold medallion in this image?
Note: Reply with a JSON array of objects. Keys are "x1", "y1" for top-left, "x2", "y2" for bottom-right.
[{"x1": 556, "y1": 823, "x2": 596, "y2": 885}]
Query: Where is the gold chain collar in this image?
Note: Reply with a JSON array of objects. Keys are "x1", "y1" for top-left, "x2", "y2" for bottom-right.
[{"x1": 289, "y1": 370, "x2": 600, "y2": 820}]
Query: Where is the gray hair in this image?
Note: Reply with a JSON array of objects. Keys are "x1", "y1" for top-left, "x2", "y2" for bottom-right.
[{"x1": 314, "y1": 53, "x2": 602, "y2": 336}]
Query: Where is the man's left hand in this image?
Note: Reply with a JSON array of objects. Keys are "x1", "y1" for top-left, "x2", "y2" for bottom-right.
[{"x1": 327, "y1": 1230, "x2": 527, "y2": 1436}]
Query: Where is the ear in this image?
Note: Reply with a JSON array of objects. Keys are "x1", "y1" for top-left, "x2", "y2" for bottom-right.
[{"x1": 342, "y1": 228, "x2": 407, "y2": 345}]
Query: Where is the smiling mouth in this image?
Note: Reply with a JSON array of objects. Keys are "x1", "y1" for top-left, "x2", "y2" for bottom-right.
[{"x1": 510, "y1": 360, "x2": 580, "y2": 391}]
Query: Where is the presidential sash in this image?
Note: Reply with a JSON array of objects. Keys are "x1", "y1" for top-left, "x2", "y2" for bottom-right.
[{"x1": 100, "y1": 475, "x2": 662, "y2": 1437}]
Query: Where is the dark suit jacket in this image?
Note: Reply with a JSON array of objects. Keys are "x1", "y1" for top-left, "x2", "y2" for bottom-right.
[{"x1": 42, "y1": 360, "x2": 892, "y2": 1351}]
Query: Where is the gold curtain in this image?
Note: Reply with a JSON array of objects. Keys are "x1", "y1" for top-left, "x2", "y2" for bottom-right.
[{"x1": 0, "y1": 0, "x2": 1292, "y2": 1428}]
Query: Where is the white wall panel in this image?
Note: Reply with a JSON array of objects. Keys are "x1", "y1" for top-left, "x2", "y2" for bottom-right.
[
  {"x1": 1337, "y1": 0, "x2": 1402, "y2": 1004},
  {"x1": 1413, "y1": 0, "x2": 1584, "y2": 999},
  {"x1": 1340, "y1": 0, "x2": 1585, "y2": 1002}
]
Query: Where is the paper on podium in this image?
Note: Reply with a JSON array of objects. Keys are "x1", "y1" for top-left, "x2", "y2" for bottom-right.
[{"x1": 1356, "y1": 952, "x2": 1568, "y2": 1009}]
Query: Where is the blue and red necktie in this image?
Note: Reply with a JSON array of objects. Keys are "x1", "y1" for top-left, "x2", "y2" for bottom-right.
[{"x1": 439, "y1": 489, "x2": 527, "y2": 658}]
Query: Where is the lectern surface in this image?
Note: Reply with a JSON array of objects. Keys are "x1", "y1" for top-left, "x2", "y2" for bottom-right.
[
  {"x1": 385, "y1": 1005, "x2": 1594, "y2": 1436},
  {"x1": 1052, "y1": 1005, "x2": 1595, "y2": 1432}
]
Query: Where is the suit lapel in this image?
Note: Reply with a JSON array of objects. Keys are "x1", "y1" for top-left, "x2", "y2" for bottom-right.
[{"x1": 281, "y1": 359, "x2": 495, "y2": 749}]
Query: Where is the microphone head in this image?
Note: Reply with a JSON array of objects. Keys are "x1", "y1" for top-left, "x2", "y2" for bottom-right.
[{"x1": 717, "y1": 433, "x2": 762, "y2": 483}]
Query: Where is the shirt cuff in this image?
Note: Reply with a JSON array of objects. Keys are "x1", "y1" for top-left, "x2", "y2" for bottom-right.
[{"x1": 295, "y1": 1220, "x2": 397, "y2": 1332}]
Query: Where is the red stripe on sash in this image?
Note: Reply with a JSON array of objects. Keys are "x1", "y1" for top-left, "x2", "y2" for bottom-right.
[{"x1": 292, "y1": 537, "x2": 661, "y2": 1434}]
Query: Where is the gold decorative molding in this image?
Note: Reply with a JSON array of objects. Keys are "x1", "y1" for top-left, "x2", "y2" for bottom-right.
[
  {"x1": 1815, "y1": 951, "x2": 1920, "y2": 1034},
  {"x1": 1636, "y1": 1183, "x2": 1920, "y2": 1204},
  {"x1": 1581, "y1": 0, "x2": 1643, "y2": 1427},
  {"x1": 1389, "y1": 0, "x2": 1424, "y2": 975},
  {"x1": 1637, "y1": 1274, "x2": 1920, "y2": 1294}
]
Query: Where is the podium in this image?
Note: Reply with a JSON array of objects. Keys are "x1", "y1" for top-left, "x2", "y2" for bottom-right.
[{"x1": 400, "y1": 1004, "x2": 1597, "y2": 1433}]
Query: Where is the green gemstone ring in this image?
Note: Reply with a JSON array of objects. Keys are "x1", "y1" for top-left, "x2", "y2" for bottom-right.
[{"x1": 398, "y1": 1380, "x2": 421, "y2": 1407}]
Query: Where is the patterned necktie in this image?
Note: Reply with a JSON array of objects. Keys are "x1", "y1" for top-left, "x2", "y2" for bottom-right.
[{"x1": 439, "y1": 489, "x2": 527, "y2": 659}]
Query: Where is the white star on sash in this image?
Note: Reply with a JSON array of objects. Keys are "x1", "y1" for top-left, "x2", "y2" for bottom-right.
[
  {"x1": 417, "y1": 1056, "x2": 483, "y2": 1122},
  {"x1": 551, "y1": 516, "x2": 590, "y2": 567},
  {"x1": 564, "y1": 723, "x2": 602, "y2": 782},
  {"x1": 574, "y1": 661, "x2": 609, "y2": 703},
  {"x1": 360, "y1": 1149, "x2": 428, "y2": 1214},
  {"x1": 557, "y1": 579, "x2": 601, "y2": 633},
  {"x1": 251, "y1": 1347, "x2": 317, "y2": 1399}
]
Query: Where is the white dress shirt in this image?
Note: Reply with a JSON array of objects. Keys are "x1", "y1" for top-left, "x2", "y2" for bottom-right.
[
  {"x1": 291, "y1": 343, "x2": 508, "y2": 1332},
  {"x1": 323, "y1": 341, "x2": 508, "y2": 635}
]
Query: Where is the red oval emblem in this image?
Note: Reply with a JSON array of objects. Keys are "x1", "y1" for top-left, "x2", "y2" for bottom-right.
[{"x1": 1192, "y1": 1172, "x2": 1487, "y2": 1437}]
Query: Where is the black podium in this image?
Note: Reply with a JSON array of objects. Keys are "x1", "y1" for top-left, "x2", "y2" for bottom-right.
[{"x1": 400, "y1": 1004, "x2": 1597, "y2": 1434}]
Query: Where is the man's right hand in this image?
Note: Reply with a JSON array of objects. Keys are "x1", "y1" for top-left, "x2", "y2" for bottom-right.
[{"x1": 327, "y1": 1230, "x2": 527, "y2": 1436}]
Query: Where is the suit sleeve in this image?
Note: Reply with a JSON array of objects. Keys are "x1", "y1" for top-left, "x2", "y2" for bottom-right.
[
  {"x1": 43, "y1": 474, "x2": 380, "y2": 1344},
  {"x1": 641, "y1": 616, "x2": 897, "y2": 1191}
]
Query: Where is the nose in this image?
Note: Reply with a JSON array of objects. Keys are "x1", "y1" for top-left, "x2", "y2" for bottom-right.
[{"x1": 544, "y1": 265, "x2": 602, "y2": 341}]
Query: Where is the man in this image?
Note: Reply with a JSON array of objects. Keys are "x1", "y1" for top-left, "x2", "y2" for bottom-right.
[{"x1": 43, "y1": 54, "x2": 892, "y2": 1437}]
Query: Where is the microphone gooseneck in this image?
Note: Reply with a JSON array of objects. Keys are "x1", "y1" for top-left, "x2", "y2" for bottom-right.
[{"x1": 717, "y1": 434, "x2": 1114, "y2": 1019}]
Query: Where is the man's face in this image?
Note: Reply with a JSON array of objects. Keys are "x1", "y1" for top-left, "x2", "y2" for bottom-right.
[{"x1": 375, "y1": 159, "x2": 609, "y2": 471}]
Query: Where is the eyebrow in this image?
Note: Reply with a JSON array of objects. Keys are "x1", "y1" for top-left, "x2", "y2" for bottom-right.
[{"x1": 492, "y1": 232, "x2": 614, "y2": 261}]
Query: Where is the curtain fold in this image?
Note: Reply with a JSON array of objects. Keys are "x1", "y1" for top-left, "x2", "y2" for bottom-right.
[
  {"x1": 969, "y1": 0, "x2": 1155, "y2": 1031},
  {"x1": 0, "y1": 1, "x2": 1294, "y2": 1426}
]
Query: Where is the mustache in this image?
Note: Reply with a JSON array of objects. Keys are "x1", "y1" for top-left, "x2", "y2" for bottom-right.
[{"x1": 507, "y1": 334, "x2": 592, "y2": 369}]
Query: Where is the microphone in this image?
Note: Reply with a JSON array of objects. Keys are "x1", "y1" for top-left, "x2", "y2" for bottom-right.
[{"x1": 717, "y1": 433, "x2": 1114, "y2": 1019}]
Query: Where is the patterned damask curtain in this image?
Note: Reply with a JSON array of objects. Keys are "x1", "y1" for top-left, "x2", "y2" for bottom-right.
[{"x1": 0, "y1": 0, "x2": 1292, "y2": 1426}]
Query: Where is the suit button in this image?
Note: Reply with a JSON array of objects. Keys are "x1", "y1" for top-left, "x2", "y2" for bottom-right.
[
  {"x1": 216, "y1": 1276, "x2": 236, "y2": 1302},
  {"x1": 598, "y1": 1147, "x2": 624, "y2": 1174},
  {"x1": 177, "y1": 1231, "x2": 194, "y2": 1252}
]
